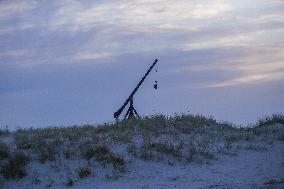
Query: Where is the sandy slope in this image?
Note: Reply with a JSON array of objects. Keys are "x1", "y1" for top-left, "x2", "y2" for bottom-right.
[
  {"x1": 66, "y1": 142, "x2": 284, "y2": 189},
  {"x1": 5, "y1": 141, "x2": 283, "y2": 189},
  {"x1": 1, "y1": 116, "x2": 284, "y2": 189}
]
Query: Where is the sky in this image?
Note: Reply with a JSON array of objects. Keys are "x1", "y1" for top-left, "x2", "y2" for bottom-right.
[{"x1": 0, "y1": 0, "x2": 284, "y2": 129}]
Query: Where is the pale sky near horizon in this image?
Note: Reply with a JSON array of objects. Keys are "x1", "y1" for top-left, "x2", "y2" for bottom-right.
[{"x1": 0, "y1": 0, "x2": 284, "y2": 129}]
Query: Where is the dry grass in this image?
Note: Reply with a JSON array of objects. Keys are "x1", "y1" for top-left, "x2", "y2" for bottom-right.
[
  {"x1": 0, "y1": 151, "x2": 29, "y2": 179},
  {"x1": 0, "y1": 114, "x2": 283, "y2": 187}
]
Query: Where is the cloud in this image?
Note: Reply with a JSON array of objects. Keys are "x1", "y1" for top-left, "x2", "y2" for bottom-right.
[
  {"x1": 176, "y1": 46, "x2": 284, "y2": 88},
  {"x1": 1, "y1": 0, "x2": 284, "y2": 82},
  {"x1": 0, "y1": 22, "x2": 35, "y2": 35},
  {"x1": 0, "y1": 49, "x2": 33, "y2": 57},
  {"x1": 205, "y1": 71, "x2": 284, "y2": 88},
  {"x1": 0, "y1": 0, "x2": 37, "y2": 20},
  {"x1": 1, "y1": 0, "x2": 284, "y2": 128},
  {"x1": 74, "y1": 51, "x2": 112, "y2": 61},
  {"x1": 237, "y1": 13, "x2": 284, "y2": 24},
  {"x1": 49, "y1": 0, "x2": 232, "y2": 31},
  {"x1": 1, "y1": 0, "x2": 283, "y2": 65}
]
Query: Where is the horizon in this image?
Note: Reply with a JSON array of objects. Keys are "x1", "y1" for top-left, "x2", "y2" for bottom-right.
[{"x1": 0, "y1": 0, "x2": 284, "y2": 129}]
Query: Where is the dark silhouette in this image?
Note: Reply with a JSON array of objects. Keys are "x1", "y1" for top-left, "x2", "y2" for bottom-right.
[
  {"x1": 154, "y1": 81, "x2": 158, "y2": 89},
  {"x1": 114, "y1": 59, "x2": 158, "y2": 120}
]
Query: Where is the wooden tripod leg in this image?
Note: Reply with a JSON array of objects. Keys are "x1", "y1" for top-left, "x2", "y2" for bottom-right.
[
  {"x1": 124, "y1": 106, "x2": 131, "y2": 119},
  {"x1": 133, "y1": 107, "x2": 139, "y2": 117},
  {"x1": 128, "y1": 104, "x2": 135, "y2": 119}
]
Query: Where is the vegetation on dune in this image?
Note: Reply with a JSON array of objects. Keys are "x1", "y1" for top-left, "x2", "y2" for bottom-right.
[
  {"x1": 256, "y1": 114, "x2": 284, "y2": 127},
  {"x1": 0, "y1": 142, "x2": 10, "y2": 161},
  {"x1": 0, "y1": 129, "x2": 9, "y2": 137},
  {"x1": 0, "y1": 151, "x2": 29, "y2": 179},
  {"x1": 76, "y1": 166, "x2": 92, "y2": 178},
  {"x1": 0, "y1": 114, "x2": 283, "y2": 187},
  {"x1": 65, "y1": 177, "x2": 74, "y2": 187},
  {"x1": 10, "y1": 114, "x2": 284, "y2": 162}
]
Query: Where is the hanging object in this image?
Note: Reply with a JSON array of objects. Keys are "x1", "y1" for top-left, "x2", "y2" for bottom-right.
[
  {"x1": 154, "y1": 66, "x2": 158, "y2": 89},
  {"x1": 154, "y1": 80, "x2": 158, "y2": 90}
]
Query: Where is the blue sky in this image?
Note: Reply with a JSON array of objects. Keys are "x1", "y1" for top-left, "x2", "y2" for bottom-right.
[{"x1": 0, "y1": 0, "x2": 284, "y2": 129}]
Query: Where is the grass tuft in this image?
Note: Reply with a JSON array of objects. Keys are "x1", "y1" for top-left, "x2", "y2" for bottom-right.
[
  {"x1": 76, "y1": 166, "x2": 91, "y2": 178},
  {"x1": 65, "y1": 177, "x2": 74, "y2": 187},
  {"x1": 0, "y1": 142, "x2": 10, "y2": 160},
  {"x1": 0, "y1": 151, "x2": 29, "y2": 179},
  {"x1": 256, "y1": 114, "x2": 284, "y2": 127}
]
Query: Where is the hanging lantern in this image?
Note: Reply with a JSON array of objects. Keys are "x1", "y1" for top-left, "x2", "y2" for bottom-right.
[
  {"x1": 154, "y1": 81, "x2": 158, "y2": 89},
  {"x1": 154, "y1": 67, "x2": 158, "y2": 89}
]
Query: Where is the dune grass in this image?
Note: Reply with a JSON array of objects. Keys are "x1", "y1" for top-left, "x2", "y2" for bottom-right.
[{"x1": 0, "y1": 114, "x2": 283, "y2": 187}]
